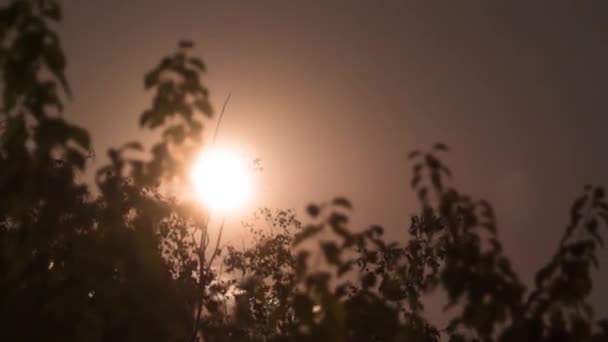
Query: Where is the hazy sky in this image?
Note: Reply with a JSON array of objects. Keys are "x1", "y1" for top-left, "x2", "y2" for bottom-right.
[{"x1": 58, "y1": 1, "x2": 608, "y2": 319}]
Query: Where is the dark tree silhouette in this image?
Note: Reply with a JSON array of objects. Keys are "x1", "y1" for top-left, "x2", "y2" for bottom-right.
[{"x1": 1, "y1": 1, "x2": 606, "y2": 341}]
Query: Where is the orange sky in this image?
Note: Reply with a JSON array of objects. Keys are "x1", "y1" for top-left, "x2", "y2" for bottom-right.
[{"x1": 57, "y1": 1, "x2": 608, "y2": 321}]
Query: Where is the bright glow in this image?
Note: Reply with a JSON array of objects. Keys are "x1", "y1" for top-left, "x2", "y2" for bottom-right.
[{"x1": 190, "y1": 148, "x2": 252, "y2": 212}]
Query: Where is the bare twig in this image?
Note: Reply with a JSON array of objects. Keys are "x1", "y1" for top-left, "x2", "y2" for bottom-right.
[
  {"x1": 191, "y1": 216, "x2": 209, "y2": 342},
  {"x1": 191, "y1": 92, "x2": 231, "y2": 342},
  {"x1": 212, "y1": 92, "x2": 231, "y2": 144},
  {"x1": 207, "y1": 217, "x2": 226, "y2": 269}
]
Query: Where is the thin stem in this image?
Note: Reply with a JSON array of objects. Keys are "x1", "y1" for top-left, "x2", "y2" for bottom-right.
[
  {"x1": 191, "y1": 92, "x2": 231, "y2": 341},
  {"x1": 207, "y1": 217, "x2": 226, "y2": 269},
  {"x1": 191, "y1": 215, "x2": 209, "y2": 342},
  {"x1": 212, "y1": 92, "x2": 231, "y2": 144}
]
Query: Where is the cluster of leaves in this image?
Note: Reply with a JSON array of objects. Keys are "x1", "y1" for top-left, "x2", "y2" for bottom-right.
[
  {"x1": 1, "y1": 1, "x2": 607, "y2": 342},
  {"x1": 0, "y1": 1, "x2": 213, "y2": 341},
  {"x1": 0, "y1": 1, "x2": 99, "y2": 340},
  {"x1": 216, "y1": 146, "x2": 607, "y2": 342}
]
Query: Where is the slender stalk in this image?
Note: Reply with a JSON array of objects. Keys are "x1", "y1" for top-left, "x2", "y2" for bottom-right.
[
  {"x1": 191, "y1": 92, "x2": 232, "y2": 342},
  {"x1": 212, "y1": 92, "x2": 232, "y2": 144},
  {"x1": 207, "y1": 217, "x2": 226, "y2": 269},
  {"x1": 191, "y1": 215, "x2": 209, "y2": 342}
]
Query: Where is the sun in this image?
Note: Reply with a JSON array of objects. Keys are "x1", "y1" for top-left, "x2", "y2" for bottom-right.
[{"x1": 190, "y1": 147, "x2": 252, "y2": 212}]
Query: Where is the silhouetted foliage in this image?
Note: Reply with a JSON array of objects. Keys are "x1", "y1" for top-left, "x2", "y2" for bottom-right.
[{"x1": 1, "y1": 1, "x2": 607, "y2": 341}]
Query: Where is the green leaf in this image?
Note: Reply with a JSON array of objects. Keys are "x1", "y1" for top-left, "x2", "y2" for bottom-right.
[
  {"x1": 408, "y1": 150, "x2": 420, "y2": 159},
  {"x1": 122, "y1": 141, "x2": 143, "y2": 151},
  {"x1": 329, "y1": 212, "x2": 348, "y2": 230},
  {"x1": 379, "y1": 277, "x2": 404, "y2": 301},
  {"x1": 44, "y1": 43, "x2": 70, "y2": 97},
  {"x1": 321, "y1": 241, "x2": 341, "y2": 266},
  {"x1": 179, "y1": 40, "x2": 194, "y2": 49},
  {"x1": 332, "y1": 197, "x2": 352, "y2": 209},
  {"x1": 42, "y1": 2, "x2": 62, "y2": 21},
  {"x1": 162, "y1": 125, "x2": 186, "y2": 144},
  {"x1": 69, "y1": 125, "x2": 91, "y2": 149},
  {"x1": 433, "y1": 142, "x2": 448, "y2": 151},
  {"x1": 194, "y1": 99, "x2": 212, "y2": 116},
  {"x1": 66, "y1": 148, "x2": 85, "y2": 170},
  {"x1": 144, "y1": 68, "x2": 161, "y2": 89},
  {"x1": 293, "y1": 225, "x2": 322, "y2": 246},
  {"x1": 188, "y1": 57, "x2": 205, "y2": 71},
  {"x1": 362, "y1": 272, "x2": 376, "y2": 289},
  {"x1": 306, "y1": 204, "x2": 320, "y2": 218}
]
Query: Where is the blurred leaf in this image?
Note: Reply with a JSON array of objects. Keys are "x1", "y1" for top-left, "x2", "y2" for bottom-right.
[
  {"x1": 433, "y1": 142, "x2": 448, "y2": 151},
  {"x1": 332, "y1": 197, "x2": 352, "y2": 209},
  {"x1": 321, "y1": 241, "x2": 341, "y2": 266},
  {"x1": 362, "y1": 272, "x2": 376, "y2": 289},
  {"x1": 293, "y1": 225, "x2": 323, "y2": 246},
  {"x1": 122, "y1": 141, "x2": 144, "y2": 151},
  {"x1": 408, "y1": 150, "x2": 421, "y2": 159},
  {"x1": 179, "y1": 40, "x2": 194, "y2": 48},
  {"x1": 188, "y1": 57, "x2": 205, "y2": 71},
  {"x1": 306, "y1": 204, "x2": 320, "y2": 218}
]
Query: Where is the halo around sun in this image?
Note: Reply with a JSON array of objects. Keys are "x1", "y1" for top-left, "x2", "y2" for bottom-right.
[{"x1": 190, "y1": 147, "x2": 252, "y2": 212}]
